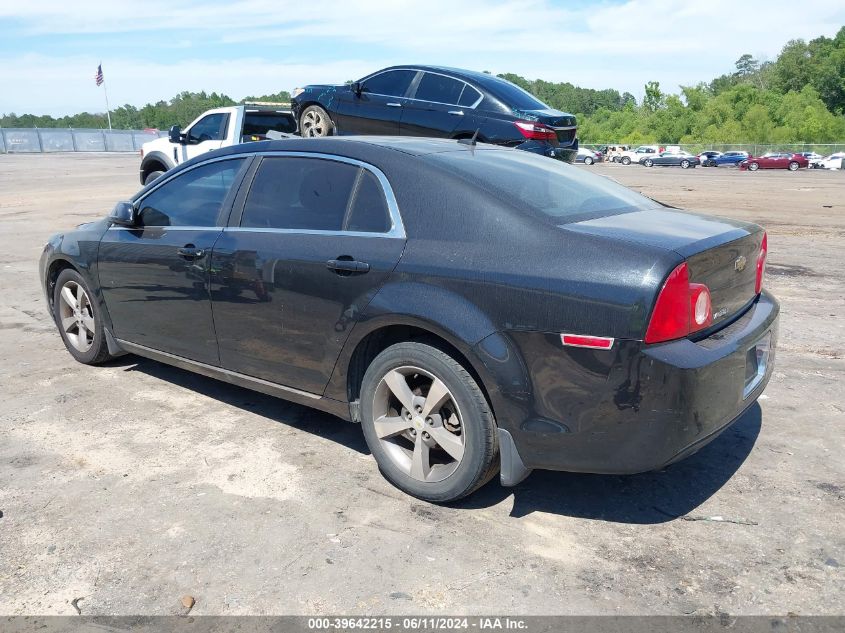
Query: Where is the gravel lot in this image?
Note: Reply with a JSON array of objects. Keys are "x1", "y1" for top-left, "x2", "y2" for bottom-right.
[{"x1": 0, "y1": 153, "x2": 842, "y2": 616}]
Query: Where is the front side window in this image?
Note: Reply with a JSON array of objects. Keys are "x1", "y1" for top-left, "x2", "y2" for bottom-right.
[
  {"x1": 414, "y1": 73, "x2": 465, "y2": 105},
  {"x1": 187, "y1": 113, "x2": 229, "y2": 143},
  {"x1": 362, "y1": 70, "x2": 417, "y2": 98},
  {"x1": 241, "y1": 157, "x2": 392, "y2": 233},
  {"x1": 137, "y1": 158, "x2": 247, "y2": 227}
]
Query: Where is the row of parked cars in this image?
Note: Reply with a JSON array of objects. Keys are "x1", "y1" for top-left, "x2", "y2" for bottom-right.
[{"x1": 574, "y1": 144, "x2": 845, "y2": 171}]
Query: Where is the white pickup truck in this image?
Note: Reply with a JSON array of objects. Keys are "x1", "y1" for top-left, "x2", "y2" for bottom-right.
[
  {"x1": 616, "y1": 145, "x2": 661, "y2": 165},
  {"x1": 139, "y1": 104, "x2": 297, "y2": 185}
]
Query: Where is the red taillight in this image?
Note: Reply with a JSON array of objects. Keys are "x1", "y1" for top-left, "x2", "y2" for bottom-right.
[
  {"x1": 514, "y1": 120, "x2": 557, "y2": 141},
  {"x1": 644, "y1": 262, "x2": 713, "y2": 344},
  {"x1": 755, "y1": 232, "x2": 767, "y2": 294}
]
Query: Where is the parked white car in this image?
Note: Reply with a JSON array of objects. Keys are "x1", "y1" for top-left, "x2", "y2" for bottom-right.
[
  {"x1": 139, "y1": 104, "x2": 297, "y2": 185},
  {"x1": 617, "y1": 145, "x2": 661, "y2": 165},
  {"x1": 814, "y1": 152, "x2": 845, "y2": 170}
]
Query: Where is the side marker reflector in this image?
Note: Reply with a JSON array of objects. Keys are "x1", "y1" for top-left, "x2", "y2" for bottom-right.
[{"x1": 561, "y1": 334, "x2": 615, "y2": 349}]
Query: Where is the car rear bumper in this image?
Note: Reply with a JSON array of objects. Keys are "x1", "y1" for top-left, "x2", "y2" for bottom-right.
[
  {"x1": 497, "y1": 291, "x2": 779, "y2": 482},
  {"x1": 513, "y1": 138, "x2": 579, "y2": 163}
]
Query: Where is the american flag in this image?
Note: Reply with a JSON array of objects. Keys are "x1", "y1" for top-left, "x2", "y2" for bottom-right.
[{"x1": 95, "y1": 64, "x2": 104, "y2": 87}]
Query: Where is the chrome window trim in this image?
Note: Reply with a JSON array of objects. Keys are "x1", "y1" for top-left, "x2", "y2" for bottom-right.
[
  {"x1": 132, "y1": 154, "x2": 251, "y2": 203},
  {"x1": 361, "y1": 68, "x2": 483, "y2": 109},
  {"x1": 238, "y1": 151, "x2": 406, "y2": 240}
]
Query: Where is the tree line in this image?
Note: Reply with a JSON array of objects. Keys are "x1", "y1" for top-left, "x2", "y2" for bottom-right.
[{"x1": 2, "y1": 27, "x2": 843, "y2": 144}]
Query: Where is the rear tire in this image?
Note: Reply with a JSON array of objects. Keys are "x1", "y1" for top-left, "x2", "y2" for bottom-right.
[
  {"x1": 360, "y1": 342, "x2": 498, "y2": 503},
  {"x1": 144, "y1": 170, "x2": 164, "y2": 186},
  {"x1": 680, "y1": 159, "x2": 691, "y2": 169},
  {"x1": 644, "y1": 159, "x2": 654, "y2": 167},
  {"x1": 584, "y1": 156, "x2": 594, "y2": 165},
  {"x1": 53, "y1": 269, "x2": 113, "y2": 365},
  {"x1": 788, "y1": 161, "x2": 799, "y2": 171},
  {"x1": 621, "y1": 157, "x2": 631, "y2": 165},
  {"x1": 748, "y1": 162, "x2": 759, "y2": 171},
  {"x1": 300, "y1": 105, "x2": 334, "y2": 137}
]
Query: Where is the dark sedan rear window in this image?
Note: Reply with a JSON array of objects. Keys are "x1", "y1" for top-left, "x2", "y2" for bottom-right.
[
  {"x1": 482, "y1": 78, "x2": 548, "y2": 111},
  {"x1": 428, "y1": 149, "x2": 660, "y2": 222}
]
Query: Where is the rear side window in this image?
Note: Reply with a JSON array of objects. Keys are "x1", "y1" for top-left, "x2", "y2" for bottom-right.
[
  {"x1": 137, "y1": 158, "x2": 247, "y2": 227},
  {"x1": 241, "y1": 157, "x2": 393, "y2": 233},
  {"x1": 362, "y1": 70, "x2": 416, "y2": 97},
  {"x1": 346, "y1": 171, "x2": 390, "y2": 233},
  {"x1": 458, "y1": 85, "x2": 482, "y2": 107},
  {"x1": 414, "y1": 73, "x2": 465, "y2": 105}
]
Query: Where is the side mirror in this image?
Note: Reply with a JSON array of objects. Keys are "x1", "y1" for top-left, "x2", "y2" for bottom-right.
[
  {"x1": 168, "y1": 125, "x2": 183, "y2": 144},
  {"x1": 351, "y1": 82, "x2": 362, "y2": 97},
  {"x1": 108, "y1": 201, "x2": 137, "y2": 227}
]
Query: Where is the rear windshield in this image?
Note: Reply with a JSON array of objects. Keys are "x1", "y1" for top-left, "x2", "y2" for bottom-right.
[
  {"x1": 427, "y1": 149, "x2": 661, "y2": 223},
  {"x1": 243, "y1": 112, "x2": 297, "y2": 136},
  {"x1": 483, "y1": 78, "x2": 549, "y2": 111}
]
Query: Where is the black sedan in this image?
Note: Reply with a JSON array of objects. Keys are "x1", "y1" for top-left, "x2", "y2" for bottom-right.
[
  {"x1": 291, "y1": 65, "x2": 578, "y2": 162},
  {"x1": 641, "y1": 151, "x2": 701, "y2": 168},
  {"x1": 40, "y1": 137, "x2": 778, "y2": 502}
]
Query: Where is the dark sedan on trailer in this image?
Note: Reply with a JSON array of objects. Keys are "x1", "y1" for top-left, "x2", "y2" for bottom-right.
[
  {"x1": 640, "y1": 151, "x2": 700, "y2": 168},
  {"x1": 40, "y1": 137, "x2": 777, "y2": 502},
  {"x1": 291, "y1": 65, "x2": 579, "y2": 161}
]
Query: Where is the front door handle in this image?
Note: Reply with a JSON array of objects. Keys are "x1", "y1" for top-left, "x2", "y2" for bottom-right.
[
  {"x1": 327, "y1": 258, "x2": 370, "y2": 275},
  {"x1": 177, "y1": 245, "x2": 206, "y2": 259},
  {"x1": 386, "y1": 102, "x2": 402, "y2": 108}
]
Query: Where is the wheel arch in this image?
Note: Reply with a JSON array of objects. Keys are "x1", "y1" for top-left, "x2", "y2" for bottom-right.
[
  {"x1": 140, "y1": 151, "x2": 174, "y2": 182},
  {"x1": 45, "y1": 257, "x2": 78, "y2": 317}
]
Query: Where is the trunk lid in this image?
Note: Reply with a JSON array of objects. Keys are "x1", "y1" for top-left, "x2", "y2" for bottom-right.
[{"x1": 565, "y1": 209, "x2": 764, "y2": 328}]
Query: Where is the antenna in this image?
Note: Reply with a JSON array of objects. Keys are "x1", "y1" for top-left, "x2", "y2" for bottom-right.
[{"x1": 458, "y1": 128, "x2": 481, "y2": 147}]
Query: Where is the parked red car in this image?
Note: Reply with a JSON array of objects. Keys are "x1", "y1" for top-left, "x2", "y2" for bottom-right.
[{"x1": 739, "y1": 152, "x2": 809, "y2": 171}]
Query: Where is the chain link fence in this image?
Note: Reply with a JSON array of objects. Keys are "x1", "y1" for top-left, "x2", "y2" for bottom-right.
[
  {"x1": 0, "y1": 128, "x2": 167, "y2": 154},
  {"x1": 584, "y1": 142, "x2": 845, "y2": 156}
]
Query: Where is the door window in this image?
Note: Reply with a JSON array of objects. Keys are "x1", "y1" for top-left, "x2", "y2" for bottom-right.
[
  {"x1": 187, "y1": 113, "x2": 229, "y2": 143},
  {"x1": 137, "y1": 158, "x2": 247, "y2": 227},
  {"x1": 241, "y1": 157, "x2": 392, "y2": 234},
  {"x1": 361, "y1": 70, "x2": 416, "y2": 97},
  {"x1": 414, "y1": 73, "x2": 465, "y2": 105}
]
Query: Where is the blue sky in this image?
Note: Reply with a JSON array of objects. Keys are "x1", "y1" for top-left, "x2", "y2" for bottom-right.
[{"x1": 1, "y1": 0, "x2": 844, "y2": 116}]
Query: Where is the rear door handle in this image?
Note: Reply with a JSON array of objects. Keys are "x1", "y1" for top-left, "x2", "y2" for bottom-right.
[
  {"x1": 386, "y1": 102, "x2": 402, "y2": 108},
  {"x1": 327, "y1": 258, "x2": 370, "y2": 274},
  {"x1": 448, "y1": 110, "x2": 464, "y2": 116},
  {"x1": 177, "y1": 245, "x2": 206, "y2": 259}
]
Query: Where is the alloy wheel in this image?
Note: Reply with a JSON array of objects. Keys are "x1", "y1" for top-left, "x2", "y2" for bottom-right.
[
  {"x1": 302, "y1": 109, "x2": 328, "y2": 137},
  {"x1": 58, "y1": 280, "x2": 95, "y2": 352},
  {"x1": 371, "y1": 366, "x2": 466, "y2": 483}
]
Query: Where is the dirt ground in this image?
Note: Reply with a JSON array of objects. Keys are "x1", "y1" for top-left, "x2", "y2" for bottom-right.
[{"x1": 0, "y1": 153, "x2": 842, "y2": 616}]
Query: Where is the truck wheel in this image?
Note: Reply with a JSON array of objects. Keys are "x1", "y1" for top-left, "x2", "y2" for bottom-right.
[
  {"x1": 300, "y1": 105, "x2": 334, "y2": 137},
  {"x1": 144, "y1": 170, "x2": 164, "y2": 186},
  {"x1": 621, "y1": 157, "x2": 631, "y2": 165}
]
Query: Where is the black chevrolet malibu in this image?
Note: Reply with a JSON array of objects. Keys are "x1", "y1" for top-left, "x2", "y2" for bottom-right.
[
  {"x1": 40, "y1": 137, "x2": 778, "y2": 502},
  {"x1": 292, "y1": 65, "x2": 578, "y2": 161}
]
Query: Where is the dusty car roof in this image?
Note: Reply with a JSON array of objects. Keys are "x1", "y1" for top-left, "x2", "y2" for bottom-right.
[{"x1": 223, "y1": 136, "x2": 506, "y2": 157}]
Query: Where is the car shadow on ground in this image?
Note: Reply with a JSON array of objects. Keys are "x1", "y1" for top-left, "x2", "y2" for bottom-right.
[
  {"x1": 116, "y1": 356, "x2": 760, "y2": 525},
  {"x1": 460, "y1": 404, "x2": 763, "y2": 524},
  {"x1": 118, "y1": 356, "x2": 370, "y2": 455}
]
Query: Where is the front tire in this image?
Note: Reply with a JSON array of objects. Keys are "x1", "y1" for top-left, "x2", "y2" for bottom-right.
[
  {"x1": 584, "y1": 156, "x2": 594, "y2": 165},
  {"x1": 144, "y1": 170, "x2": 164, "y2": 186},
  {"x1": 680, "y1": 159, "x2": 691, "y2": 169},
  {"x1": 748, "y1": 162, "x2": 760, "y2": 171},
  {"x1": 360, "y1": 342, "x2": 498, "y2": 502},
  {"x1": 788, "y1": 161, "x2": 800, "y2": 171},
  {"x1": 644, "y1": 159, "x2": 654, "y2": 167},
  {"x1": 621, "y1": 156, "x2": 631, "y2": 165},
  {"x1": 300, "y1": 105, "x2": 334, "y2": 137},
  {"x1": 53, "y1": 268, "x2": 113, "y2": 365}
]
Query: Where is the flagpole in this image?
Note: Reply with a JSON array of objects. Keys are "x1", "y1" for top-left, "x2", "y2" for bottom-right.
[{"x1": 100, "y1": 62, "x2": 112, "y2": 131}]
